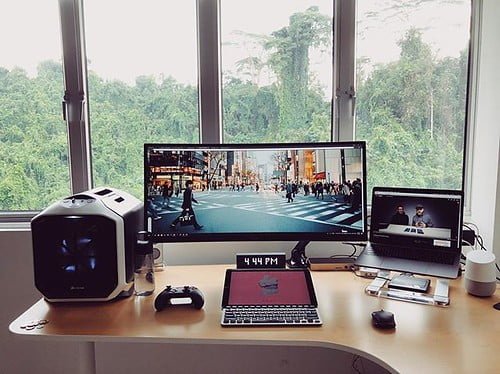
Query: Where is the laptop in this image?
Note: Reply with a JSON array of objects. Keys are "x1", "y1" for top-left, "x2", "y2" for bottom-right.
[
  {"x1": 221, "y1": 268, "x2": 322, "y2": 326},
  {"x1": 355, "y1": 187, "x2": 463, "y2": 279}
]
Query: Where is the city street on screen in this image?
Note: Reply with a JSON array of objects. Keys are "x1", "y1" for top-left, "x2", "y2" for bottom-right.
[{"x1": 149, "y1": 188, "x2": 362, "y2": 235}]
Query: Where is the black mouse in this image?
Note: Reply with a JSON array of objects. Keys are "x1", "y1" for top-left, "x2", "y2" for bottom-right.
[{"x1": 371, "y1": 310, "x2": 396, "y2": 329}]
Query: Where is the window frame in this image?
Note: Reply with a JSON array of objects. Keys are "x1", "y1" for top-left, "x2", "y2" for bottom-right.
[
  {"x1": 61, "y1": 0, "x2": 93, "y2": 194},
  {"x1": 0, "y1": 0, "x2": 478, "y2": 222}
]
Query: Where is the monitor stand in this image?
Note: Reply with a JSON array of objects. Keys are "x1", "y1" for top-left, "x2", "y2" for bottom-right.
[{"x1": 287, "y1": 241, "x2": 309, "y2": 268}]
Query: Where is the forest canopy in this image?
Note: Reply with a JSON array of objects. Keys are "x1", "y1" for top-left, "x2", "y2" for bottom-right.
[{"x1": 0, "y1": 8, "x2": 466, "y2": 211}]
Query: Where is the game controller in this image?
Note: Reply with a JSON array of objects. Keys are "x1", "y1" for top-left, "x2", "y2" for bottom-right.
[{"x1": 154, "y1": 285, "x2": 205, "y2": 311}]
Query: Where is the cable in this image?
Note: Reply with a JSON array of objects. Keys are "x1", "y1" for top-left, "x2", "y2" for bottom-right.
[
  {"x1": 462, "y1": 224, "x2": 477, "y2": 250},
  {"x1": 463, "y1": 221, "x2": 480, "y2": 236},
  {"x1": 328, "y1": 242, "x2": 367, "y2": 259},
  {"x1": 476, "y1": 235, "x2": 486, "y2": 251},
  {"x1": 463, "y1": 224, "x2": 500, "y2": 281},
  {"x1": 462, "y1": 240, "x2": 475, "y2": 248},
  {"x1": 463, "y1": 222, "x2": 479, "y2": 233},
  {"x1": 469, "y1": 229, "x2": 486, "y2": 252}
]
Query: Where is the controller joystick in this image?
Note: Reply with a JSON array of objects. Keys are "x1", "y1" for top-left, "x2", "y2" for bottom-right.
[{"x1": 154, "y1": 285, "x2": 205, "y2": 311}]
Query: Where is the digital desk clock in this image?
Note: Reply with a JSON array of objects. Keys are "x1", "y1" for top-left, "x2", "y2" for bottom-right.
[{"x1": 236, "y1": 253, "x2": 287, "y2": 269}]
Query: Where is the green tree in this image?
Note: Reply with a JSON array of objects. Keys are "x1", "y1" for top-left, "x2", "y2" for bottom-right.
[
  {"x1": 356, "y1": 28, "x2": 466, "y2": 192},
  {"x1": 88, "y1": 71, "x2": 199, "y2": 198},
  {"x1": 265, "y1": 6, "x2": 331, "y2": 141},
  {"x1": 223, "y1": 78, "x2": 279, "y2": 143},
  {"x1": 0, "y1": 62, "x2": 69, "y2": 210}
]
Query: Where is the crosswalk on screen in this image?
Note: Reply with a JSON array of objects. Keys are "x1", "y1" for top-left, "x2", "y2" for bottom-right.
[{"x1": 144, "y1": 142, "x2": 367, "y2": 242}]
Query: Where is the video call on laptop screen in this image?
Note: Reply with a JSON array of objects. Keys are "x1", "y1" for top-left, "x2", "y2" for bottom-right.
[
  {"x1": 370, "y1": 189, "x2": 463, "y2": 251},
  {"x1": 223, "y1": 270, "x2": 314, "y2": 306}
]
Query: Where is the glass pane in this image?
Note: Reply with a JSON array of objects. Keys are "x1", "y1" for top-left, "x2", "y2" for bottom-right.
[
  {"x1": 355, "y1": 0, "x2": 471, "y2": 194},
  {"x1": 84, "y1": 0, "x2": 199, "y2": 199},
  {"x1": 0, "y1": 2, "x2": 69, "y2": 211},
  {"x1": 221, "y1": 0, "x2": 333, "y2": 143}
]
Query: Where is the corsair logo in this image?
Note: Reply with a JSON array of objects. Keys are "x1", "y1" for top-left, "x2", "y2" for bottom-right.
[{"x1": 70, "y1": 286, "x2": 85, "y2": 290}]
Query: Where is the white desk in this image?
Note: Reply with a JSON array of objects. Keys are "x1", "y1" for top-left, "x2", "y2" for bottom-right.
[{"x1": 9, "y1": 265, "x2": 500, "y2": 374}]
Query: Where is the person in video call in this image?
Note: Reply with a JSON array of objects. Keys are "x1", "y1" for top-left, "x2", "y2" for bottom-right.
[
  {"x1": 170, "y1": 180, "x2": 204, "y2": 230},
  {"x1": 412, "y1": 204, "x2": 433, "y2": 228},
  {"x1": 390, "y1": 205, "x2": 409, "y2": 225}
]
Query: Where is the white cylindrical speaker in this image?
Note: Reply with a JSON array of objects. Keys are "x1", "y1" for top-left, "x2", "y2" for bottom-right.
[{"x1": 465, "y1": 250, "x2": 497, "y2": 297}]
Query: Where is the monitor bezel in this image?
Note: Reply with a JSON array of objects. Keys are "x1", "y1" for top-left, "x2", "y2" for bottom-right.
[{"x1": 144, "y1": 141, "x2": 367, "y2": 243}]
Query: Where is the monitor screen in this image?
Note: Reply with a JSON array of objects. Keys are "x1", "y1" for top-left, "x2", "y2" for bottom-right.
[{"x1": 144, "y1": 142, "x2": 367, "y2": 243}]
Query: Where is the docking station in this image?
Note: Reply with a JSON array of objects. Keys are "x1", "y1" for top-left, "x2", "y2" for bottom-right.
[{"x1": 309, "y1": 257, "x2": 357, "y2": 271}]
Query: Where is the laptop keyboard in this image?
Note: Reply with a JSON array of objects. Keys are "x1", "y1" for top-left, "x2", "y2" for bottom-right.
[
  {"x1": 222, "y1": 305, "x2": 322, "y2": 326},
  {"x1": 370, "y1": 246, "x2": 455, "y2": 265}
]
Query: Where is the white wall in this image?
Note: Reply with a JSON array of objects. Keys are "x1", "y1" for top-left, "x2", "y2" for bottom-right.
[
  {"x1": 494, "y1": 153, "x2": 500, "y2": 257},
  {"x1": 469, "y1": 0, "x2": 500, "y2": 259},
  {"x1": 162, "y1": 240, "x2": 350, "y2": 265}
]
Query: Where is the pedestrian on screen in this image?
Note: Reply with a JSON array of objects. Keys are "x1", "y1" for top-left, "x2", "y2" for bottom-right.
[{"x1": 170, "y1": 180, "x2": 203, "y2": 230}]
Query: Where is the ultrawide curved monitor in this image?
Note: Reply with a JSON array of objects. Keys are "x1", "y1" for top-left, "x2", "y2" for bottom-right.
[{"x1": 144, "y1": 142, "x2": 367, "y2": 243}]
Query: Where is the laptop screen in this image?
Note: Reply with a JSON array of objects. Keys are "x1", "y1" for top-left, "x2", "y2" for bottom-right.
[
  {"x1": 370, "y1": 187, "x2": 463, "y2": 253},
  {"x1": 221, "y1": 269, "x2": 318, "y2": 307}
]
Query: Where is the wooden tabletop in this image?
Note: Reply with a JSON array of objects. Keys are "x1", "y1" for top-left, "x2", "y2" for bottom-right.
[{"x1": 9, "y1": 265, "x2": 500, "y2": 374}]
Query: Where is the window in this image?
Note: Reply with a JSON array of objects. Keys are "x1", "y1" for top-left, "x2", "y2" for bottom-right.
[
  {"x1": 355, "y1": 0, "x2": 471, "y2": 194},
  {"x1": 0, "y1": 0, "x2": 475, "y2": 216},
  {"x1": 0, "y1": 1, "x2": 69, "y2": 211},
  {"x1": 220, "y1": 0, "x2": 333, "y2": 143},
  {"x1": 83, "y1": 0, "x2": 199, "y2": 199}
]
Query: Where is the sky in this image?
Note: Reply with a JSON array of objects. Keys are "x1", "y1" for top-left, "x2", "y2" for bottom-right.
[
  {"x1": 1, "y1": 0, "x2": 470, "y2": 87},
  {"x1": 357, "y1": 0, "x2": 470, "y2": 68},
  {"x1": 0, "y1": 1, "x2": 62, "y2": 77}
]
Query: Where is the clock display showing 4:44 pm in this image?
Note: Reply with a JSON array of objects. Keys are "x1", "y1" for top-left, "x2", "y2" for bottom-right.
[{"x1": 236, "y1": 253, "x2": 286, "y2": 269}]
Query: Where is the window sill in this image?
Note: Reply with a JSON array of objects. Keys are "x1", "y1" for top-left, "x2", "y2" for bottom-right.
[{"x1": 0, "y1": 222, "x2": 31, "y2": 232}]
